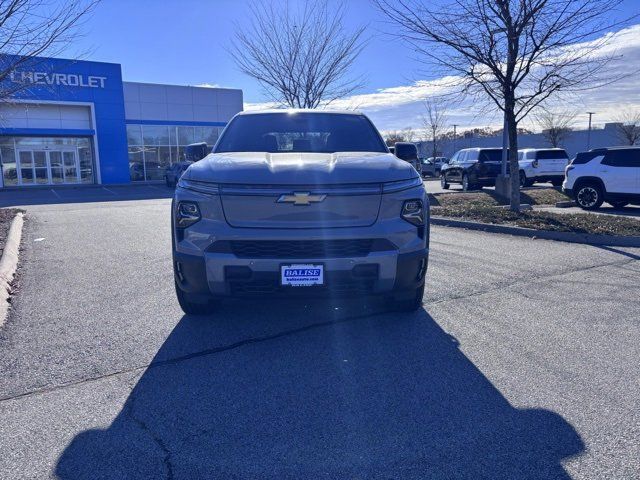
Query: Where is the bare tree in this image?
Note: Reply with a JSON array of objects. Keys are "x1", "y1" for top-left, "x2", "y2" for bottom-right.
[
  {"x1": 614, "y1": 110, "x2": 640, "y2": 145},
  {"x1": 402, "y1": 127, "x2": 415, "y2": 142},
  {"x1": 384, "y1": 130, "x2": 407, "y2": 146},
  {"x1": 384, "y1": 127, "x2": 415, "y2": 146},
  {"x1": 422, "y1": 99, "x2": 448, "y2": 159},
  {"x1": 231, "y1": 0, "x2": 366, "y2": 109},
  {"x1": 375, "y1": 0, "x2": 632, "y2": 211},
  {"x1": 0, "y1": 0, "x2": 99, "y2": 102},
  {"x1": 536, "y1": 110, "x2": 576, "y2": 148}
]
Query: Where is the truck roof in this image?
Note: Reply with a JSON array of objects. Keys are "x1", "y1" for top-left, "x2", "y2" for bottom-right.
[{"x1": 236, "y1": 109, "x2": 364, "y2": 116}]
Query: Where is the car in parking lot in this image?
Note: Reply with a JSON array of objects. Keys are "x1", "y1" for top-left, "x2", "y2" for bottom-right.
[
  {"x1": 439, "y1": 148, "x2": 503, "y2": 191},
  {"x1": 393, "y1": 142, "x2": 422, "y2": 175},
  {"x1": 518, "y1": 148, "x2": 569, "y2": 187},
  {"x1": 165, "y1": 143, "x2": 211, "y2": 187},
  {"x1": 563, "y1": 146, "x2": 640, "y2": 210},
  {"x1": 173, "y1": 110, "x2": 430, "y2": 315},
  {"x1": 421, "y1": 157, "x2": 449, "y2": 177},
  {"x1": 165, "y1": 162, "x2": 192, "y2": 187},
  {"x1": 129, "y1": 162, "x2": 145, "y2": 182}
]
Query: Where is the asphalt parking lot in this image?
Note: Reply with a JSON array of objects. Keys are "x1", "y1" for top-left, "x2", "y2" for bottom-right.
[{"x1": 0, "y1": 198, "x2": 639, "y2": 479}]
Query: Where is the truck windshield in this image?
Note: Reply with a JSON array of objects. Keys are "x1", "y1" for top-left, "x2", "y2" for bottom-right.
[{"x1": 214, "y1": 112, "x2": 387, "y2": 154}]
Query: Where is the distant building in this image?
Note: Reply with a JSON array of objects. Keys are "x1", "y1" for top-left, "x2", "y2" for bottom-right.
[{"x1": 416, "y1": 123, "x2": 631, "y2": 159}]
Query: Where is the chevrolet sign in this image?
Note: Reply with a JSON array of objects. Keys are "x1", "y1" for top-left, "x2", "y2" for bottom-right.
[{"x1": 9, "y1": 71, "x2": 106, "y2": 88}]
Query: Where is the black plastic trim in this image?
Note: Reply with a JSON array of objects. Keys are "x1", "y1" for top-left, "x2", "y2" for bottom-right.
[
  {"x1": 392, "y1": 248, "x2": 428, "y2": 293},
  {"x1": 173, "y1": 251, "x2": 209, "y2": 295}
]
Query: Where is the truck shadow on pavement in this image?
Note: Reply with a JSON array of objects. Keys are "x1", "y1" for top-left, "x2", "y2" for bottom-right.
[{"x1": 55, "y1": 300, "x2": 584, "y2": 479}]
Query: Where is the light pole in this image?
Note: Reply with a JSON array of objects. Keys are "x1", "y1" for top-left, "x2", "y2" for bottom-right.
[
  {"x1": 586, "y1": 112, "x2": 595, "y2": 150},
  {"x1": 452, "y1": 124, "x2": 458, "y2": 155}
]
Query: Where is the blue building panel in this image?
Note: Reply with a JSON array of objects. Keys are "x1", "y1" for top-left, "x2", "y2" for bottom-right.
[
  {"x1": 1, "y1": 55, "x2": 129, "y2": 184},
  {"x1": 0, "y1": 54, "x2": 242, "y2": 188}
]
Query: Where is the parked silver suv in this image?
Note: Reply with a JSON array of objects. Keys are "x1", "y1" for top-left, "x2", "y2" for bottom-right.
[{"x1": 172, "y1": 110, "x2": 429, "y2": 314}]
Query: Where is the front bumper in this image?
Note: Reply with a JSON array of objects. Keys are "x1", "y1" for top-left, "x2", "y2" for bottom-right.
[
  {"x1": 174, "y1": 247, "x2": 428, "y2": 298},
  {"x1": 173, "y1": 182, "x2": 429, "y2": 298}
]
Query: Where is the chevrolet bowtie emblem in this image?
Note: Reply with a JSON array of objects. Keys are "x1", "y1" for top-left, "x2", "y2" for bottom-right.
[{"x1": 277, "y1": 192, "x2": 327, "y2": 205}]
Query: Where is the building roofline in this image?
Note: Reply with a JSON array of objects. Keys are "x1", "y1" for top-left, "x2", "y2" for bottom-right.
[{"x1": 122, "y1": 80, "x2": 242, "y2": 92}]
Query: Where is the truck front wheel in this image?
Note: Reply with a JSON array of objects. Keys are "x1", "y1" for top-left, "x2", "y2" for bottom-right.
[
  {"x1": 392, "y1": 284, "x2": 425, "y2": 312},
  {"x1": 175, "y1": 281, "x2": 216, "y2": 316}
]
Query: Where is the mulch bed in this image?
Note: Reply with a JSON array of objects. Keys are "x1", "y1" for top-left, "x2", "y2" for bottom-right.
[
  {"x1": 429, "y1": 187, "x2": 570, "y2": 208},
  {"x1": 431, "y1": 205, "x2": 640, "y2": 237}
]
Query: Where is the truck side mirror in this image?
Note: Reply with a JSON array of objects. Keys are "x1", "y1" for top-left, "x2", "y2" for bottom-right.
[{"x1": 394, "y1": 142, "x2": 418, "y2": 161}]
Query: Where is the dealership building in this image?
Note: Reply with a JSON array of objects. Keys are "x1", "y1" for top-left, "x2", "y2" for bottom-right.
[{"x1": 0, "y1": 56, "x2": 243, "y2": 188}]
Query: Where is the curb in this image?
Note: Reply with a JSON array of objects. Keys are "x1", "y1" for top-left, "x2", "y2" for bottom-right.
[
  {"x1": 555, "y1": 201, "x2": 576, "y2": 208},
  {"x1": 0, "y1": 212, "x2": 24, "y2": 327},
  {"x1": 431, "y1": 216, "x2": 640, "y2": 247}
]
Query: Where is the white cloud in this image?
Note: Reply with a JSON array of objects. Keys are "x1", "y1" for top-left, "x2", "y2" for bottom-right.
[
  {"x1": 243, "y1": 101, "x2": 278, "y2": 111},
  {"x1": 244, "y1": 23, "x2": 640, "y2": 133},
  {"x1": 195, "y1": 83, "x2": 222, "y2": 88}
]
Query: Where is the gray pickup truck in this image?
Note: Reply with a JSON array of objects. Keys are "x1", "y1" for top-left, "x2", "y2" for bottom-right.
[{"x1": 172, "y1": 110, "x2": 429, "y2": 314}]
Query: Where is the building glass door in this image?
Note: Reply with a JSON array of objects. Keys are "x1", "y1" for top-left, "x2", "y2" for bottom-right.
[
  {"x1": 16, "y1": 148, "x2": 80, "y2": 186},
  {"x1": 18, "y1": 151, "x2": 36, "y2": 185}
]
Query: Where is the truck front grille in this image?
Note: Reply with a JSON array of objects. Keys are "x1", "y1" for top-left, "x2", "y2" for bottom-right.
[
  {"x1": 230, "y1": 239, "x2": 373, "y2": 258},
  {"x1": 206, "y1": 238, "x2": 397, "y2": 259}
]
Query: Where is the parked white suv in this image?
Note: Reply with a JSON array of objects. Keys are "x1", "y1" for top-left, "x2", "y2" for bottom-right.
[
  {"x1": 518, "y1": 148, "x2": 569, "y2": 187},
  {"x1": 563, "y1": 147, "x2": 640, "y2": 210}
]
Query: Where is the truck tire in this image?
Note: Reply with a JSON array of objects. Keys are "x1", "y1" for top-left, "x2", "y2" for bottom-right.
[
  {"x1": 575, "y1": 182, "x2": 604, "y2": 210},
  {"x1": 519, "y1": 171, "x2": 533, "y2": 188},
  {"x1": 392, "y1": 284, "x2": 425, "y2": 312},
  {"x1": 175, "y1": 281, "x2": 216, "y2": 315},
  {"x1": 462, "y1": 174, "x2": 471, "y2": 191}
]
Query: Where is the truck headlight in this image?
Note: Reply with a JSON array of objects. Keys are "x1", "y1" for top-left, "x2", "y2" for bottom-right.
[
  {"x1": 401, "y1": 199, "x2": 424, "y2": 226},
  {"x1": 383, "y1": 177, "x2": 423, "y2": 193},
  {"x1": 177, "y1": 177, "x2": 220, "y2": 194},
  {"x1": 176, "y1": 201, "x2": 201, "y2": 227}
]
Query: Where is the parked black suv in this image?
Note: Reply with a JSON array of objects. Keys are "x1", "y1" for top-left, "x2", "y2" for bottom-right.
[{"x1": 440, "y1": 148, "x2": 504, "y2": 191}]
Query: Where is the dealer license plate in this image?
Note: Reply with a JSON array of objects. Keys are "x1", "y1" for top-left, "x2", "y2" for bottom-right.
[{"x1": 280, "y1": 264, "x2": 324, "y2": 287}]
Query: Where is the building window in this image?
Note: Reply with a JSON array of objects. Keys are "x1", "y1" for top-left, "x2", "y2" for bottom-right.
[
  {"x1": 126, "y1": 123, "x2": 223, "y2": 182},
  {"x1": 128, "y1": 147, "x2": 144, "y2": 181},
  {"x1": 1, "y1": 136, "x2": 94, "y2": 187},
  {"x1": 126, "y1": 125, "x2": 143, "y2": 146}
]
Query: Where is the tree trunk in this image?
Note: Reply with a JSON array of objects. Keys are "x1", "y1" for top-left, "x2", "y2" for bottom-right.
[{"x1": 506, "y1": 108, "x2": 520, "y2": 212}]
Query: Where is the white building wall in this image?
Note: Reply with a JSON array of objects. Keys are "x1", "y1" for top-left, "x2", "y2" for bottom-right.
[
  {"x1": 0, "y1": 103, "x2": 92, "y2": 130},
  {"x1": 122, "y1": 82, "x2": 243, "y2": 123},
  {"x1": 417, "y1": 123, "x2": 633, "y2": 159}
]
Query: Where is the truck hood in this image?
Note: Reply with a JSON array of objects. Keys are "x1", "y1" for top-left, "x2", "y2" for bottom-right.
[{"x1": 184, "y1": 151, "x2": 417, "y2": 185}]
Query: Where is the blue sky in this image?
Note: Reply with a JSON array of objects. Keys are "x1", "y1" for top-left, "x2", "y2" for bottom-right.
[
  {"x1": 71, "y1": 0, "x2": 411, "y2": 99},
  {"x1": 67, "y1": 0, "x2": 640, "y2": 132}
]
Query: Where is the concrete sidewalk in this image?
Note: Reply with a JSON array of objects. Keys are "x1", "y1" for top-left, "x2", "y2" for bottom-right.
[{"x1": 534, "y1": 204, "x2": 640, "y2": 219}]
